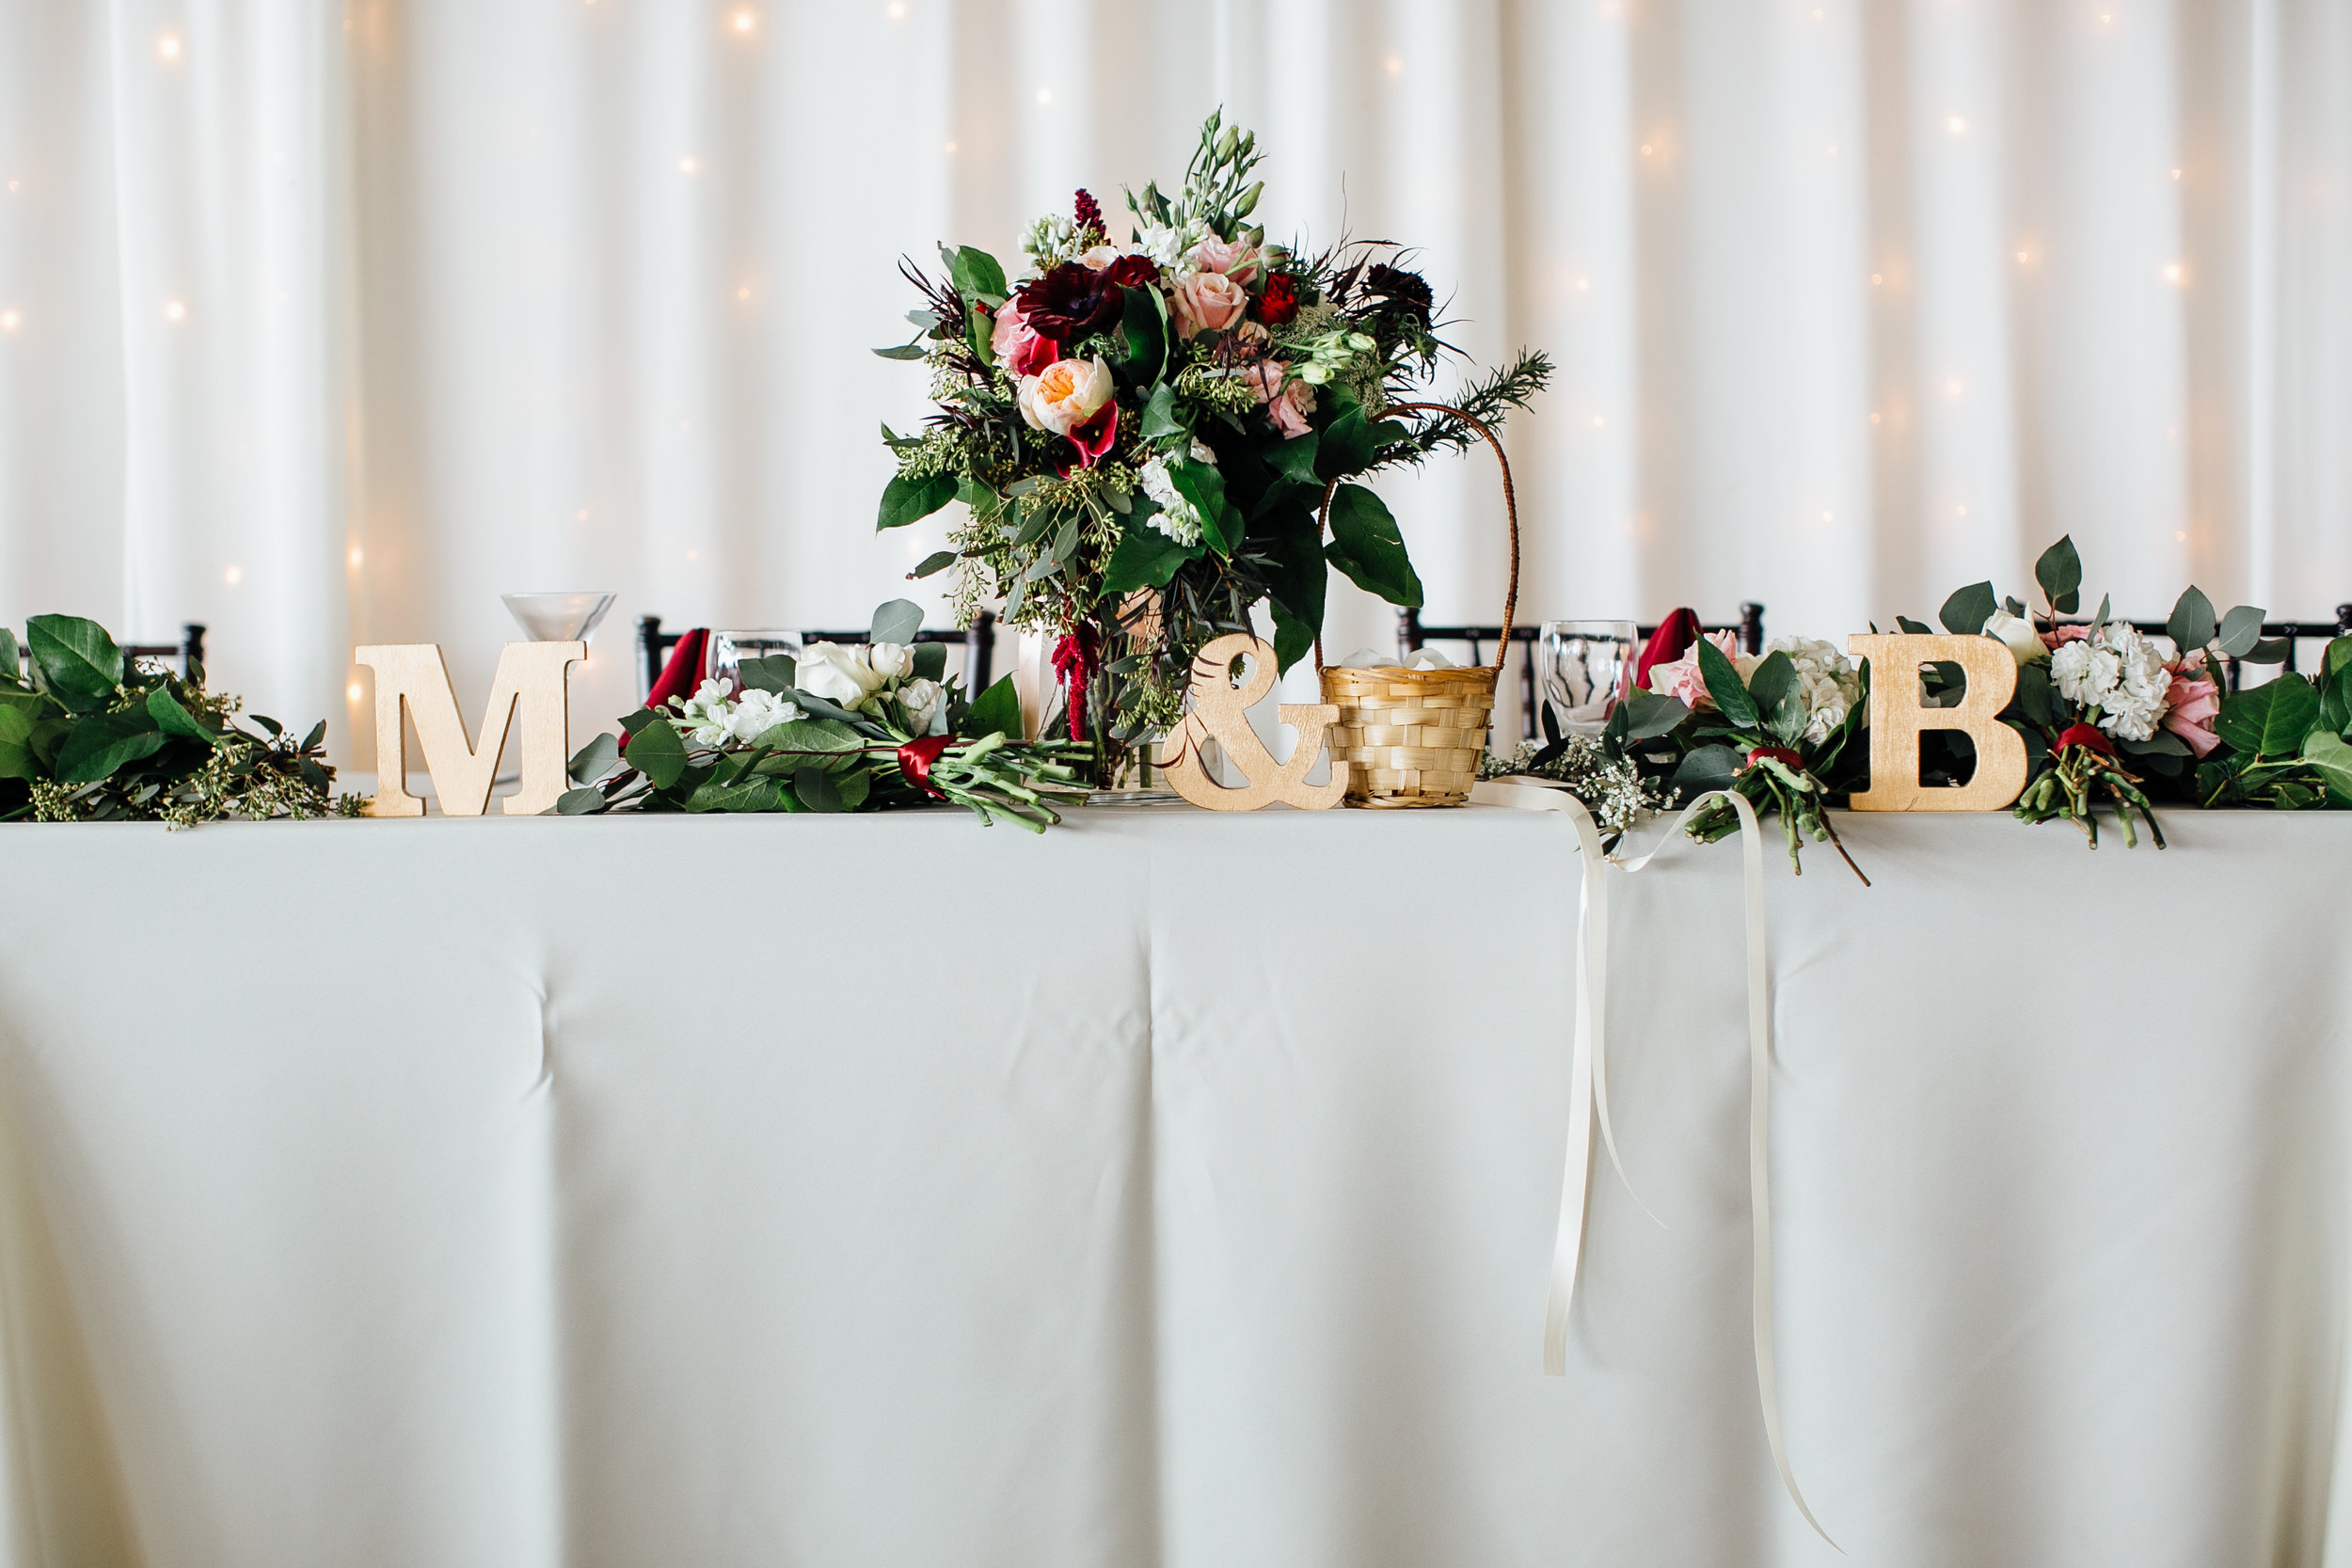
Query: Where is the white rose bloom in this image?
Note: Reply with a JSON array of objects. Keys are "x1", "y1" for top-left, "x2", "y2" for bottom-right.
[
  {"x1": 897, "y1": 677, "x2": 948, "y2": 736},
  {"x1": 867, "y1": 641, "x2": 916, "y2": 683},
  {"x1": 1982, "y1": 609, "x2": 2049, "y2": 665},
  {"x1": 726, "y1": 688, "x2": 802, "y2": 743},
  {"x1": 797, "y1": 641, "x2": 884, "y2": 708},
  {"x1": 2050, "y1": 640, "x2": 2121, "y2": 708}
]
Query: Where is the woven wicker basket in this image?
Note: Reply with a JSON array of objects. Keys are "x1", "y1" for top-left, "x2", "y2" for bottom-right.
[{"x1": 1317, "y1": 402, "x2": 1520, "y2": 808}]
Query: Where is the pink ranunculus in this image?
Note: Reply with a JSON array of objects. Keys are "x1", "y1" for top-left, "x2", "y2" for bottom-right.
[
  {"x1": 1171, "y1": 270, "x2": 1249, "y2": 339},
  {"x1": 2041, "y1": 624, "x2": 2092, "y2": 651},
  {"x1": 1247, "y1": 361, "x2": 1316, "y2": 437},
  {"x1": 1186, "y1": 236, "x2": 1263, "y2": 284},
  {"x1": 2163, "y1": 663, "x2": 2222, "y2": 757},
  {"x1": 992, "y1": 299, "x2": 1058, "y2": 377}
]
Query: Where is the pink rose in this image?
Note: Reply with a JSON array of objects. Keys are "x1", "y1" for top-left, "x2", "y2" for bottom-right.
[
  {"x1": 2163, "y1": 660, "x2": 2222, "y2": 757},
  {"x1": 992, "y1": 299, "x2": 1057, "y2": 378},
  {"x1": 1185, "y1": 237, "x2": 1263, "y2": 284},
  {"x1": 1247, "y1": 361, "x2": 1316, "y2": 438},
  {"x1": 1645, "y1": 630, "x2": 1753, "y2": 710},
  {"x1": 2041, "y1": 624, "x2": 2092, "y2": 651},
  {"x1": 1171, "y1": 270, "x2": 1249, "y2": 339}
]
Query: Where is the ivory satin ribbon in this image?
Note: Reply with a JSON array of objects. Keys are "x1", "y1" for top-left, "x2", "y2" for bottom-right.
[{"x1": 1470, "y1": 780, "x2": 1837, "y2": 1550}]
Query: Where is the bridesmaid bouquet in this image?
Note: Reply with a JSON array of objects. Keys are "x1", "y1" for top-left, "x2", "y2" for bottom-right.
[{"x1": 876, "y1": 108, "x2": 1549, "y2": 781}]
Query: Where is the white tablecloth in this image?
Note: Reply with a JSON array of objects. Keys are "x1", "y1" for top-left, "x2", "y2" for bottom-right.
[{"x1": 2, "y1": 807, "x2": 2349, "y2": 1567}]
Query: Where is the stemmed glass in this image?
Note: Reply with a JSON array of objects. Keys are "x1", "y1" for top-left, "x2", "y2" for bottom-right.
[
  {"x1": 1535, "y1": 620, "x2": 1641, "y2": 738},
  {"x1": 501, "y1": 592, "x2": 617, "y2": 645}
]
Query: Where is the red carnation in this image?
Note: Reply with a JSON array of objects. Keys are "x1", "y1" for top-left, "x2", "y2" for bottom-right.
[
  {"x1": 1073, "y1": 188, "x2": 1104, "y2": 236},
  {"x1": 1256, "y1": 273, "x2": 1299, "y2": 326}
]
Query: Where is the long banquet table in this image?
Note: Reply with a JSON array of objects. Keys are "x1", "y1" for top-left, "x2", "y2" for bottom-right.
[{"x1": 2, "y1": 806, "x2": 2350, "y2": 1567}]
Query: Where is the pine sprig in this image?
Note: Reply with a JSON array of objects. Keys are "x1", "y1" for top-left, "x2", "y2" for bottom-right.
[{"x1": 1387, "y1": 349, "x2": 1555, "y2": 463}]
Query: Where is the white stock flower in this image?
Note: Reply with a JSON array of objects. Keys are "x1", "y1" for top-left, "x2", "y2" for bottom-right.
[
  {"x1": 1983, "y1": 609, "x2": 2049, "y2": 665},
  {"x1": 670, "y1": 677, "x2": 738, "y2": 749},
  {"x1": 1135, "y1": 218, "x2": 1207, "y2": 270},
  {"x1": 867, "y1": 641, "x2": 916, "y2": 683},
  {"x1": 1139, "y1": 441, "x2": 1218, "y2": 546},
  {"x1": 726, "y1": 688, "x2": 802, "y2": 743},
  {"x1": 897, "y1": 677, "x2": 947, "y2": 736},
  {"x1": 797, "y1": 642, "x2": 884, "y2": 708}
]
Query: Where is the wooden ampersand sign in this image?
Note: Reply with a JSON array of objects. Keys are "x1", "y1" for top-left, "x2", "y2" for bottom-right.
[
  {"x1": 1163, "y1": 633, "x2": 1346, "y2": 811},
  {"x1": 1845, "y1": 633, "x2": 2029, "y2": 811},
  {"x1": 352, "y1": 641, "x2": 583, "y2": 816}
]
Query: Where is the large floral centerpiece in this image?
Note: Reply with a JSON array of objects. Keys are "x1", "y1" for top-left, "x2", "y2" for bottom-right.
[{"x1": 875, "y1": 109, "x2": 1549, "y2": 782}]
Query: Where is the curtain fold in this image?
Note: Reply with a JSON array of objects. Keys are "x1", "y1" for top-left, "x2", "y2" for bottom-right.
[{"x1": 2, "y1": 0, "x2": 2347, "y2": 767}]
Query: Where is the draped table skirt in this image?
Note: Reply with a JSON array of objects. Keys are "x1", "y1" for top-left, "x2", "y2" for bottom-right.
[{"x1": 1, "y1": 808, "x2": 2348, "y2": 1567}]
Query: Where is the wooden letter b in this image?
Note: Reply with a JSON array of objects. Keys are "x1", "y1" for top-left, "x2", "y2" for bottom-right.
[{"x1": 1844, "y1": 634, "x2": 2029, "y2": 812}]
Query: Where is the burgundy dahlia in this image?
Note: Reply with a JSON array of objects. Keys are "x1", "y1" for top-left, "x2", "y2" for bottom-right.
[
  {"x1": 1364, "y1": 263, "x2": 1434, "y2": 325},
  {"x1": 1016, "y1": 261, "x2": 1126, "y2": 339}
]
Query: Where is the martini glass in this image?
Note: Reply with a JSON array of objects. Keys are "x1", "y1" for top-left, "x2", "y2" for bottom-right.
[{"x1": 501, "y1": 592, "x2": 616, "y2": 645}]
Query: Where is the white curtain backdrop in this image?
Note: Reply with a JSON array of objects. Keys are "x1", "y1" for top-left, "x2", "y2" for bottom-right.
[{"x1": 3, "y1": 0, "x2": 2350, "y2": 766}]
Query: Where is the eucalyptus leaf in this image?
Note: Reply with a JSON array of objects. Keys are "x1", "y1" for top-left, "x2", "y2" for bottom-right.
[
  {"x1": 1896, "y1": 615, "x2": 1936, "y2": 637},
  {"x1": 1620, "y1": 688, "x2": 1690, "y2": 742},
  {"x1": 1938, "y1": 581, "x2": 1997, "y2": 637},
  {"x1": 912, "y1": 642, "x2": 947, "y2": 683},
  {"x1": 737, "y1": 655, "x2": 799, "y2": 695},
  {"x1": 869, "y1": 599, "x2": 924, "y2": 646},
  {"x1": 623, "y1": 717, "x2": 689, "y2": 787},
  {"x1": 2217, "y1": 604, "x2": 2266, "y2": 658},
  {"x1": 1669, "y1": 743, "x2": 1743, "y2": 793},
  {"x1": 871, "y1": 341, "x2": 929, "y2": 361},
  {"x1": 795, "y1": 767, "x2": 847, "y2": 813},
  {"x1": 568, "y1": 731, "x2": 622, "y2": 785},
  {"x1": 2034, "y1": 536, "x2": 2083, "y2": 614},
  {"x1": 2167, "y1": 585, "x2": 2217, "y2": 653},
  {"x1": 2242, "y1": 637, "x2": 2292, "y2": 665},
  {"x1": 911, "y1": 551, "x2": 959, "y2": 579},
  {"x1": 556, "y1": 786, "x2": 610, "y2": 815}
]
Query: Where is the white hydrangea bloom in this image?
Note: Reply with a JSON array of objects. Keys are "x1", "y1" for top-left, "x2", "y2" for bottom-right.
[{"x1": 1762, "y1": 636, "x2": 1863, "y2": 744}]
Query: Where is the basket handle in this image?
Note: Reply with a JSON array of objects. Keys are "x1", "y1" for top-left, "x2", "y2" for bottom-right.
[{"x1": 1311, "y1": 402, "x2": 1521, "y2": 672}]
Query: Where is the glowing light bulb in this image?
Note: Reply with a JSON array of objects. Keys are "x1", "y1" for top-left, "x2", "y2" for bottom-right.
[
  {"x1": 348, "y1": 681, "x2": 364, "y2": 703},
  {"x1": 2163, "y1": 262, "x2": 2185, "y2": 284},
  {"x1": 348, "y1": 546, "x2": 364, "y2": 568},
  {"x1": 1575, "y1": 277, "x2": 1589, "y2": 291},
  {"x1": 687, "y1": 548, "x2": 700, "y2": 562},
  {"x1": 1870, "y1": 272, "x2": 1883, "y2": 285},
  {"x1": 1869, "y1": 412, "x2": 1882, "y2": 424},
  {"x1": 733, "y1": 8, "x2": 756, "y2": 32},
  {"x1": 1035, "y1": 87, "x2": 1052, "y2": 106},
  {"x1": 737, "y1": 285, "x2": 751, "y2": 299},
  {"x1": 885, "y1": 0, "x2": 907, "y2": 17},
  {"x1": 678, "y1": 155, "x2": 698, "y2": 174},
  {"x1": 1591, "y1": 415, "x2": 1604, "y2": 428},
  {"x1": 1955, "y1": 505, "x2": 1968, "y2": 517},
  {"x1": 577, "y1": 508, "x2": 589, "y2": 520},
  {"x1": 223, "y1": 565, "x2": 243, "y2": 586},
  {"x1": 164, "y1": 299, "x2": 186, "y2": 323},
  {"x1": 943, "y1": 140, "x2": 958, "y2": 154},
  {"x1": 1946, "y1": 377, "x2": 1963, "y2": 397},
  {"x1": 2176, "y1": 531, "x2": 2186, "y2": 541},
  {"x1": 2170, "y1": 167, "x2": 2182, "y2": 180},
  {"x1": 1947, "y1": 115, "x2": 1966, "y2": 135},
  {"x1": 157, "y1": 34, "x2": 182, "y2": 60},
  {"x1": 0, "y1": 309, "x2": 19, "y2": 333},
  {"x1": 1640, "y1": 143, "x2": 1654, "y2": 156},
  {"x1": 5, "y1": 181, "x2": 16, "y2": 193},
  {"x1": 1386, "y1": 55, "x2": 1403, "y2": 76}
]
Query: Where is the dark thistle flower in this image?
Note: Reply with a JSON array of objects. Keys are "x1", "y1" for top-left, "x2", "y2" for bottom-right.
[
  {"x1": 1363, "y1": 264, "x2": 1434, "y2": 325},
  {"x1": 1017, "y1": 261, "x2": 1127, "y2": 339},
  {"x1": 1073, "y1": 188, "x2": 1104, "y2": 236},
  {"x1": 1255, "y1": 273, "x2": 1300, "y2": 326}
]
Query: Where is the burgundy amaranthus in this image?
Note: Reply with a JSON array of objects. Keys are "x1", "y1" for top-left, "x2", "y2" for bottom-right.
[{"x1": 1073, "y1": 188, "x2": 1104, "y2": 240}]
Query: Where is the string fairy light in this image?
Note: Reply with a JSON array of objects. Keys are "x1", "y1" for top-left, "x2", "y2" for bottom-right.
[
  {"x1": 0, "y1": 309, "x2": 19, "y2": 333},
  {"x1": 157, "y1": 33, "x2": 182, "y2": 60},
  {"x1": 164, "y1": 299, "x2": 187, "y2": 323}
]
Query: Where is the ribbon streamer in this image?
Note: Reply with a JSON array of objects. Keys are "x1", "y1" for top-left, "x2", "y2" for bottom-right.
[{"x1": 1473, "y1": 782, "x2": 1839, "y2": 1551}]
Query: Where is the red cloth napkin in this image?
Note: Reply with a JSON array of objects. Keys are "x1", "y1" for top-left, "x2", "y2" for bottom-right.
[
  {"x1": 644, "y1": 627, "x2": 708, "y2": 713},
  {"x1": 1630, "y1": 609, "x2": 1702, "y2": 699}
]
